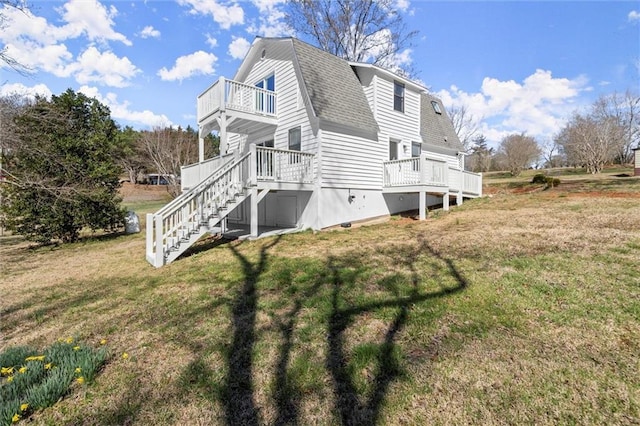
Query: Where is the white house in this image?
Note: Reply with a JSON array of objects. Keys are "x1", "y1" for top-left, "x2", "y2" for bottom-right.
[{"x1": 146, "y1": 37, "x2": 482, "y2": 267}]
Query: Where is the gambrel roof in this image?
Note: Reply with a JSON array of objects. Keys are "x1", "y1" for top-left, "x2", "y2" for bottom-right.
[
  {"x1": 290, "y1": 39, "x2": 379, "y2": 137},
  {"x1": 420, "y1": 93, "x2": 465, "y2": 152}
]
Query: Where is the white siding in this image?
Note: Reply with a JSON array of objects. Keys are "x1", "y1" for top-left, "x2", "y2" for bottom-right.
[
  {"x1": 230, "y1": 52, "x2": 318, "y2": 154},
  {"x1": 373, "y1": 75, "x2": 422, "y2": 160},
  {"x1": 422, "y1": 148, "x2": 460, "y2": 170},
  {"x1": 321, "y1": 130, "x2": 385, "y2": 188}
]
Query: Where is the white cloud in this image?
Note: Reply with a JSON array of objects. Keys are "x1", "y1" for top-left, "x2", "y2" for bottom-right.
[
  {"x1": 78, "y1": 85, "x2": 172, "y2": 128},
  {"x1": 228, "y1": 37, "x2": 251, "y2": 60},
  {"x1": 0, "y1": 83, "x2": 53, "y2": 100},
  {"x1": 247, "y1": 0, "x2": 290, "y2": 37},
  {"x1": 394, "y1": 0, "x2": 410, "y2": 12},
  {"x1": 436, "y1": 69, "x2": 591, "y2": 146},
  {"x1": 72, "y1": 47, "x2": 140, "y2": 87},
  {"x1": 157, "y1": 51, "x2": 218, "y2": 82},
  {"x1": 628, "y1": 10, "x2": 640, "y2": 22},
  {"x1": 206, "y1": 34, "x2": 218, "y2": 48},
  {"x1": 57, "y1": 0, "x2": 131, "y2": 46},
  {"x1": 178, "y1": 0, "x2": 244, "y2": 30},
  {"x1": 139, "y1": 25, "x2": 160, "y2": 39}
]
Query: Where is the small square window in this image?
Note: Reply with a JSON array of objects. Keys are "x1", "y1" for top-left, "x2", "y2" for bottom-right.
[
  {"x1": 431, "y1": 100, "x2": 442, "y2": 114},
  {"x1": 394, "y1": 81, "x2": 405, "y2": 113}
]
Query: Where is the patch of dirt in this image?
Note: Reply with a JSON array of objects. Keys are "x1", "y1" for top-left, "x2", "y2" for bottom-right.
[{"x1": 119, "y1": 182, "x2": 171, "y2": 203}]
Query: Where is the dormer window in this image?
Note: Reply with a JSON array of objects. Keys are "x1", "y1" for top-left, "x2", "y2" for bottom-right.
[
  {"x1": 394, "y1": 81, "x2": 405, "y2": 113},
  {"x1": 431, "y1": 100, "x2": 442, "y2": 114}
]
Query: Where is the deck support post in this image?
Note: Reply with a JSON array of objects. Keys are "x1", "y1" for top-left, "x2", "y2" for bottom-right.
[
  {"x1": 443, "y1": 192, "x2": 450, "y2": 211},
  {"x1": 198, "y1": 137, "x2": 204, "y2": 163},
  {"x1": 419, "y1": 190, "x2": 426, "y2": 220},
  {"x1": 155, "y1": 215, "x2": 164, "y2": 267},
  {"x1": 250, "y1": 186, "x2": 258, "y2": 238},
  {"x1": 456, "y1": 192, "x2": 463, "y2": 206}
]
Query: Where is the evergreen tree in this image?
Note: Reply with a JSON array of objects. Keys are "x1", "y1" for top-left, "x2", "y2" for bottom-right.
[{"x1": 0, "y1": 89, "x2": 125, "y2": 243}]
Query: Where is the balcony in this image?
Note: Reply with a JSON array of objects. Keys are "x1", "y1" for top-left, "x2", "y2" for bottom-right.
[{"x1": 197, "y1": 77, "x2": 278, "y2": 135}]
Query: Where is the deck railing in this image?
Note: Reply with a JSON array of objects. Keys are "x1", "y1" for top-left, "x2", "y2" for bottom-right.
[
  {"x1": 383, "y1": 155, "x2": 448, "y2": 187},
  {"x1": 181, "y1": 152, "x2": 235, "y2": 191},
  {"x1": 383, "y1": 154, "x2": 482, "y2": 196},
  {"x1": 197, "y1": 77, "x2": 277, "y2": 123},
  {"x1": 254, "y1": 146, "x2": 315, "y2": 183}
]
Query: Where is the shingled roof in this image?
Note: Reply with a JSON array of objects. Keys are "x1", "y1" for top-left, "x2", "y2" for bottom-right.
[
  {"x1": 290, "y1": 39, "x2": 379, "y2": 137},
  {"x1": 420, "y1": 93, "x2": 464, "y2": 152}
]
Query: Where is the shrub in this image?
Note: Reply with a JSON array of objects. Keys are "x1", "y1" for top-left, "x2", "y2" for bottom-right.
[{"x1": 531, "y1": 173, "x2": 561, "y2": 189}]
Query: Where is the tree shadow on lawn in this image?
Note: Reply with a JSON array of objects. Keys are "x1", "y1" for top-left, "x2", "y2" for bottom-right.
[{"x1": 172, "y1": 232, "x2": 469, "y2": 425}]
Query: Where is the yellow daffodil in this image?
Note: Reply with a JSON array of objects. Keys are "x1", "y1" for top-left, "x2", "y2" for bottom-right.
[
  {"x1": 44, "y1": 363, "x2": 52, "y2": 370},
  {"x1": 12, "y1": 413, "x2": 20, "y2": 423},
  {"x1": 100, "y1": 339, "x2": 107, "y2": 345},
  {"x1": 76, "y1": 376, "x2": 85, "y2": 385},
  {"x1": 73, "y1": 346, "x2": 80, "y2": 351},
  {"x1": 65, "y1": 337, "x2": 73, "y2": 344},
  {"x1": 24, "y1": 355, "x2": 45, "y2": 362},
  {"x1": 18, "y1": 366, "x2": 27, "y2": 374},
  {"x1": 122, "y1": 352, "x2": 129, "y2": 359},
  {"x1": 7, "y1": 376, "x2": 14, "y2": 382},
  {"x1": 1, "y1": 366, "x2": 14, "y2": 375},
  {"x1": 74, "y1": 367, "x2": 82, "y2": 374},
  {"x1": 20, "y1": 403, "x2": 28, "y2": 412}
]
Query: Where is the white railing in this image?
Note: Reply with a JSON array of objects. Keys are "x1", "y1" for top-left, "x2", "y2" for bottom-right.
[
  {"x1": 383, "y1": 155, "x2": 448, "y2": 187},
  {"x1": 197, "y1": 77, "x2": 277, "y2": 123},
  {"x1": 462, "y1": 170, "x2": 482, "y2": 196},
  {"x1": 254, "y1": 146, "x2": 315, "y2": 183},
  {"x1": 147, "y1": 152, "x2": 251, "y2": 267},
  {"x1": 181, "y1": 152, "x2": 235, "y2": 191},
  {"x1": 383, "y1": 154, "x2": 482, "y2": 197}
]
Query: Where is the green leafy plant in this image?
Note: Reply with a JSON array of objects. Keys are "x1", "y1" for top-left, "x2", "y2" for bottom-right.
[{"x1": 0, "y1": 338, "x2": 108, "y2": 425}]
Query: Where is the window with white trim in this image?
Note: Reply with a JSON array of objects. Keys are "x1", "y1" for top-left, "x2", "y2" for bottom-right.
[{"x1": 393, "y1": 81, "x2": 405, "y2": 112}]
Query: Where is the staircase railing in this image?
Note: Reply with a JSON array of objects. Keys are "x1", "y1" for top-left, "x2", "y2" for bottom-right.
[{"x1": 146, "y1": 152, "x2": 251, "y2": 267}]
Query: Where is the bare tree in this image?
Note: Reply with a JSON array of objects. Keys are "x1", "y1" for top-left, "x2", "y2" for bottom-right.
[
  {"x1": 591, "y1": 91, "x2": 640, "y2": 164},
  {"x1": 540, "y1": 138, "x2": 564, "y2": 169},
  {"x1": 285, "y1": 0, "x2": 417, "y2": 74},
  {"x1": 499, "y1": 133, "x2": 541, "y2": 176},
  {"x1": 141, "y1": 126, "x2": 199, "y2": 197},
  {"x1": 1, "y1": 0, "x2": 31, "y2": 75},
  {"x1": 555, "y1": 113, "x2": 622, "y2": 174},
  {"x1": 447, "y1": 104, "x2": 480, "y2": 151}
]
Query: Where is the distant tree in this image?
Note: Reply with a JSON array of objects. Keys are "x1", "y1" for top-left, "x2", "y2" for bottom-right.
[
  {"x1": 116, "y1": 126, "x2": 147, "y2": 184},
  {"x1": 140, "y1": 126, "x2": 200, "y2": 197},
  {"x1": 285, "y1": 0, "x2": 417, "y2": 74},
  {"x1": 0, "y1": 89, "x2": 125, "y2": 243},
  {"x1": 447, "y1": 105, "x2": 480, "y2": 151},
  {"x1": 539, "y1": 138, "x2": 565, "y2": 169},
  {"x1": 591, "y1": 91, "x2": 639, "y2": 164},
  {"x1": 555, "y1": 113, "x2": 622, "y2": 174},
  {"x1": 1, "y1": 0, "x2": 31, "y2": 74},
  {"x1": 499, "y1": 133, "x2": 541, "y2": 176},
  {"x1": 468, "y1": 134, "x2": 493, "y2": 173}
]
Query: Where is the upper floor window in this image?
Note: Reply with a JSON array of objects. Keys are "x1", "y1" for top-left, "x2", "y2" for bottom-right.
[
  {"x1": 256, "y1": 74, "x2": 275, "y2": 114},
  {"x1": 431, "y1": 100, "x2": 442, "y2": 114},
  {"x1": 393, "y1": 81, "x2": 405, "y2": 113},
  {"x1": 411, "y1": 142, "x2": 421, "y2": 158}
]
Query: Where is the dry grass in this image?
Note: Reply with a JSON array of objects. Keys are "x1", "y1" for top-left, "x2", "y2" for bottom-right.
[{"x1": 1, "y1": 173, "x2": 639, "y2": 425}]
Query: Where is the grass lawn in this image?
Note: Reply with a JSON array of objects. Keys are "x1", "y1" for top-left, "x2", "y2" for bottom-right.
[{"x1": 1, "y1": 173, "x2": 639, "y2": 425}]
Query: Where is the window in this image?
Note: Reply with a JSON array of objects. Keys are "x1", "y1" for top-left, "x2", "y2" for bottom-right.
[
  {"x1": 389, "y1": 139, "x2": 399, "y2": 160},
  {"x1": 411, "y1": 142, "x2": 421, "y2": 171},
  {"x1": 256, "y1": 74, "x2": 275, "y2": 114},
  {"x1": 411, "y1": 142, "x2": 421, "y2": 157},
  {"x1": 288, "y1": 127, "x2": 301, "y2": 151},
  {"x1": 393, "y1": 81, "x2": 404, "y2": 112},
  {"x1": 431, "y1": 100, "x2": 442, "y2": 114}
]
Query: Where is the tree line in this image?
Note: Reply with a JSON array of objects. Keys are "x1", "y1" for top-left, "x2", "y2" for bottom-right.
[
  {"x1": 463, "y1": 91, "x2": 639, "y2": 176},
  {"x1": 0, "y1": 89, "x2": 218, "y2": 243}
]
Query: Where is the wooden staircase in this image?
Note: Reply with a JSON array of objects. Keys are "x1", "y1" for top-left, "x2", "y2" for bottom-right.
[{"x1": 146, "y1": 152, "x2": 251, "y2": 267}]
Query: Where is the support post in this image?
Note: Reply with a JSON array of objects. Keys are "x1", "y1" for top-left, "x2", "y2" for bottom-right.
[
  {"x1": 419, "y1": 190, "x2": 426, "y2": 220},
  {"x1": 456, "y1": 192, "x2": 463, "y2": 206},
  {"x1": 198, "y1": 137, "x2": 204, "y2": 163},
  {"x1": 250, "y1": 187, "x2": 258, "y2": 238},
  {"x1": 155, "y1": 215, "x2": 163, "y2": 267},
  {"x1": 443, "y1": 192, "x2": 450, "y2": 211}
]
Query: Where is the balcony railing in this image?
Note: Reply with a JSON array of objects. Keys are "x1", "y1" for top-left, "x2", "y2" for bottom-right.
[{"x1": 197, "y1": 77, "x2": 277, "y2": 123}]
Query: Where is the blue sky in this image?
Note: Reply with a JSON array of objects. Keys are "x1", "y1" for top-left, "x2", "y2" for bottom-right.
[{"x1": 1, "y1": 0, "x2": 638, "y2": 147}]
